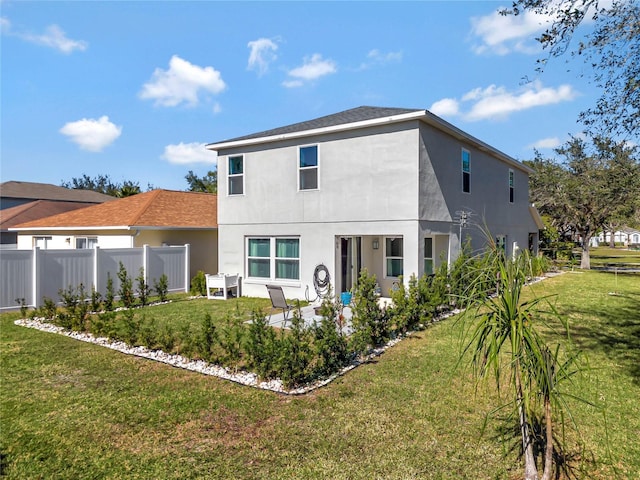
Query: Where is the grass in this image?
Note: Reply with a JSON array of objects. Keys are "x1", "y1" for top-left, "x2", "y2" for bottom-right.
[
  {"x1": 1, "y1": 271, "x2": 639, "y2": 479},
  {"x1": 589, "y1": 246, "x2": 640, "y2": 266}
]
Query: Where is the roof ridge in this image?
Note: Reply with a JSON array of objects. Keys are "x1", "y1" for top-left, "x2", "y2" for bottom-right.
[{"x1": 129, "y1": 190, "x2": 162, "y2": 226}]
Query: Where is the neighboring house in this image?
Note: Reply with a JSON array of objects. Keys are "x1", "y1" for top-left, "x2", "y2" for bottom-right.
[
  {"x1": 592, "y1": 228, "x2": 640, "y2": 247},
  {"x1": 0, "y1": 180, "x2": 113, "y2": 210},
  {"x1": 207, "y1": 106, "x2": 542, "y2": 300},
  {"x1": 10, "y1": 189, "x2": 218, "y2": 274},
  {"x1": 0, "y1": 181, "x2": 114, "y2": 247}
]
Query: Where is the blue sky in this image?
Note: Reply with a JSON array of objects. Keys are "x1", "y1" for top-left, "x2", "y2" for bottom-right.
[{"x1": 1, "y1": 1, "x2": 600, "y2": 191}]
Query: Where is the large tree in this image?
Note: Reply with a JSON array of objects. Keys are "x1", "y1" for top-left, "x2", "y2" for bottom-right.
[
  {"x1": 528, "y1": 136, "x2": 640, "y2": 268},
  {"x1": 185, "y1": 170, "x2": 217, "y2": 193},
  {"x1": 505, "y1": 0, "x2": 640, "y2": 138},
  {"x1": 61, "y1": 174, "x2": 142, "y2": 198}
]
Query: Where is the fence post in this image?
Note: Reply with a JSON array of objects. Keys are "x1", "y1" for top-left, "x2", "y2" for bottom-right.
[
  {"x1": 93, "y1": 246, "x2": 100, "y2": 292},
  {"x1": 143, "y1": 244, "x2": 150, "y2": 284},
  {"x1": 184, "y1": 244, "x2": 190, "y2": 293},
  {"x1": 32, "y1": 246, "x2": 40, "y2": 308}
]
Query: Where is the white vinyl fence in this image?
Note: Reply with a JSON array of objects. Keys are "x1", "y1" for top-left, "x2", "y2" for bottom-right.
[{"x1": 0, "y1": 244, "x2": 190, "y2": 311}]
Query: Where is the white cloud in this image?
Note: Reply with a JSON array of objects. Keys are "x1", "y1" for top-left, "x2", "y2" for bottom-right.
[
  {"x1": 470, "y1": 8, "x2": 555, "y2": 55},
  {"x1": 358, "y1": 49, "x2": 403, "y2": 69},
  {"x1": 247, "y1": 38, "x2": 278, "y2": 76},
  {"x1": 1, "y1": 17, "x2": 11, "y2": 34},
  {"x1": 526, "y1": 137, "x2": 562, "y2": 150},
  {"x1": 430, "y1": 98, "x2": 460, "y2": 117},
  {"x1": 140, "y1": 55, "x2": 226, "y2": 107},
  {"x1": 1, "y1": 17, "x2": 87, "y2": 54},
  {"x1": 59, "y1": 116, "x2": 122, "y2": 152},
  {"x1": 283, "y1": 53, "x2": 336, "y2": 87},
  {"x1": 431, "y1": 81, "x2": 577, "y2": 122},
  {"x1": 162, "y1": 142, "x2": 217, "y2": 165}
]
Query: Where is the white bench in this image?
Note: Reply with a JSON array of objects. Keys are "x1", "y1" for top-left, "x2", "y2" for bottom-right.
[{"x1": 205, "y1": 273, "x2": 240, "y2": 300}]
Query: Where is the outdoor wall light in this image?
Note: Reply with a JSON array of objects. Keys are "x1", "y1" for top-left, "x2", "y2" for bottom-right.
[{"x1": 372, "y1": 239, "x2": 379, "y2": 250}]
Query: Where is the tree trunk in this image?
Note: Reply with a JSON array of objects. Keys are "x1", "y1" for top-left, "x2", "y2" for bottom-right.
[
  {"x1": 541, "y1": 396, "x2": 554, "y2": 480},
  {"x1": 516, "y1": 368, "x2": 539, "y2": 480},
  {"x1": 580, "y1": 233, "x2": 592, "y2": 269},
  {"x1": 609, "y1": 230, "x2": 616, "y2": 248}
]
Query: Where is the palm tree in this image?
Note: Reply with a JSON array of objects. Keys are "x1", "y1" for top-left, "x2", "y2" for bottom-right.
[{"x1": 460, "y1": 247, "x2": 582, "y2": 479}]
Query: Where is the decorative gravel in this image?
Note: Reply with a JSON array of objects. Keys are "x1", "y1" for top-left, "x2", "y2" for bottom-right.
[{"x1": 13, "y1": 309, "x2": 460, "y2": 395}]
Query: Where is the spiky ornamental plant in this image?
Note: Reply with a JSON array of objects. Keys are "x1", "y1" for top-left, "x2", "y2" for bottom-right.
[{"x1": 459, "y1": 242, "x2": 586, "y2": 480}]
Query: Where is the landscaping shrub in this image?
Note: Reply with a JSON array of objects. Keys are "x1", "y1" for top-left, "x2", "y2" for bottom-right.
[
  {"x1": 15, "y1": 298, "x2": 28, "y2": 318},
  {"x1": 156, "y1": 323, "x2": 176, "y2": 352},
  {"x1": 90, "y1": 285, "x2": 102, "y2": 313},
  {"x1": 311, "y1": 295, "x2": 350, "y2": 378},
  {"x1": 154, "y1": 274, "x2": 169, "y2": 303},
  {"x1": 197, "y1": 313, "x2": 219, "y2": 362},
  {"x1": 117, "y1": 262, "x2": 135, "y2": 309},
  {"x1": 216, "y1": 308, "x2": 245, "y2": 366},
  {"x1": 350, "y1": 269, "x2": 390, "y2": 356},
  {"x1": 245, "y1": 310, "x2": 279, "y2": 380},
  {"x1": 104, "y1": 272, "x2": 115, "y2": 312},
  {"x1": 136, "y1": 267, "x2": 152, "y2": 307},
  {"x1": 277, "y1": 312, "x2": 314, "y2": 388},
  {"x1": 57, "y1": 284, "x2": 90, "y2": 331},
  {"x1": 190, "y1": 270, "x2": 207, "y2": 296}
]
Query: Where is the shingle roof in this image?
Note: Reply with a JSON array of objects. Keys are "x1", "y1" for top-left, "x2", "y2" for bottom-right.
[
  {"x1": 10, "y1": 190, "x2": 217, "y2": 230},
  {"x1": 1, "y1": 181, "x2": 114, "y2": 203},
  {"x1": 0, "y1": 200, "x2": 97, "y2": 231},
  {"x1": 210, "y1": 106, "x2": 423, "y2": 144}
]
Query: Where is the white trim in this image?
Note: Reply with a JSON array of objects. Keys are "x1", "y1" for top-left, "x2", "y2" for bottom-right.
[
  {"x1": 207, "y1": 111, "x2": 426, "y2": 150},
  {"x1": 9, "y1": 225, "x2": 217, "y2": 232},
  {"x1": 206, "y1": 109, "x2": 534, "y2": 174}
]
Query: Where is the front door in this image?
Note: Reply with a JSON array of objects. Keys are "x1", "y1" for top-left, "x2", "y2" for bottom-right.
[{"x1": 340, "y1": 236, "x2": 361, "y2": 293}]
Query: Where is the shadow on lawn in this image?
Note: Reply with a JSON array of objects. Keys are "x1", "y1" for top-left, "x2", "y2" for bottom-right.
[{"x1": 558, "y1": 273, "x2": 640, "y2": 384}]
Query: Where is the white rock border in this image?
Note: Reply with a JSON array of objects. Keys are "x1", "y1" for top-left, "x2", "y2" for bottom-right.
[
  {"x1": 13, "y1": 273, "x2": 549, "y2": 395},
  {"x1": 14, "y1": 310, "x2": 459, "y2": 395}
]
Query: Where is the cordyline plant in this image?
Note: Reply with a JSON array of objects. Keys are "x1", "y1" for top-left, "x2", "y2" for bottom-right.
[{"x1": 458, "y1": 242, "x2": 591, "y2": 480}]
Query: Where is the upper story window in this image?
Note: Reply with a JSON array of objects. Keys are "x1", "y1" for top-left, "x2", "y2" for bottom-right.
[
  {"x1": 462, "y1": 149, "x2": 470, "y2": 193},
  {"x1": 509, "y1": 169, "x2": 515, "y2": 203},
  {"x1": 76, "y1": 237, "x2": 97, "y2": 249},
  {"x1": 385, "y1": 237, "x2": 403, "y2": 278},
  {"x1": 299, "y1": 145, "x2": 318, "y2": 190},
  {"x1": 228, "y1": 155, "x2": 244, "y2": 195}
]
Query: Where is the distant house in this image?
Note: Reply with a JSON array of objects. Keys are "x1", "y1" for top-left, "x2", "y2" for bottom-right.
[
  {"x1": 0, "y1": 181, "x2": 114, "y2": 247},
  {"x1": 592, "y1": 228, "x2": 640, "y2": 248},
  {"x1": 10, "y1": 189, "x2": 218, "y2": 274},
  {"x1": 0, "y1": 180, "x2": 113, "y2": 210},
  {"x1": 207, "y1": 106, "x2": 542, "y2": 300}
]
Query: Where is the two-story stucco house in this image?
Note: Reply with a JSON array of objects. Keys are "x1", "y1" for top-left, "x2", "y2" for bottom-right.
[{"x1": 207, "y1": 106, "x2": 542, "y2": 300}]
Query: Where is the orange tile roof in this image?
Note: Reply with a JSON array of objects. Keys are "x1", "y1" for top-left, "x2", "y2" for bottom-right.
[{"x1": 11, "y1": 190, "x2": 217, "y2": 229}]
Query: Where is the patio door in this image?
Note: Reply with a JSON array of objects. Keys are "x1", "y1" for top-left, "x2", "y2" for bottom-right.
[{"x1": 340, "y1": 237, "x2": 361, "y2": 293}]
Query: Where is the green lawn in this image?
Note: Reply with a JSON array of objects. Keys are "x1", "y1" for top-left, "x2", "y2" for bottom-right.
[
  {"x1": 589, "y1": 246, "x2": 640, "y2": 266},
  {"x1": 1, "y1": 271, "x2": 639, "y2": 479}
]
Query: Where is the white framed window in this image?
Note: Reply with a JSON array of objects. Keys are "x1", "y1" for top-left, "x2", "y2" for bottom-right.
[
  {"x1": 246, "y1": 237, "x2": 300, "y2": 281},
  {"x1": 228, "y1": 155, "x2": 244, "y2": 195},
  {"x1": 299, "y1": 145, "x2": 318, "y2": 190},
  {"x1": 509, "y1": 169, "x2": 514, "y2": 203},
  {"x1": 75, "y1": 237, "x2": 97, "y2": 249},
  {"x1": 34, "y1": 236, "x2": 52, "y2": 249},
  {"x1": 385, "y1": 237, "x2": 403, "y2": 278},
  {"x1": 424, "y1": 237, "x2": 434, "y2": 275},
  {"x1": 462, "y1": 148, "x2": 470, "y2": 193}
]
